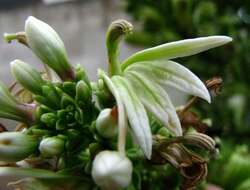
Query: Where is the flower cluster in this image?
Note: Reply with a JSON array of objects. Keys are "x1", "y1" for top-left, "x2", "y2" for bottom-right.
[{"x1": 0, "y1": 16, "x2": 231, "y2": 190}]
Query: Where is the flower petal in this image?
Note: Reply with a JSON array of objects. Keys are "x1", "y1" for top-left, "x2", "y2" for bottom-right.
[
  {"x1": 122, "y1": 36, "x2": 232, "y2": 69},
  {"x1": 125, "y1": 71, "x2": 182, "y2": 136},
  {"x1": 125, "y1": 60, "x2": 211, "y2": 103},
  {"x1": 112, "y1": 76, "x2": 152, "y2": 159},
  {"x1": 98, "y1": 70, "x2": 127, "y2": 154}
]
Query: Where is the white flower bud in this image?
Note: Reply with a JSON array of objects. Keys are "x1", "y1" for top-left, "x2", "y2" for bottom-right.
[
  {"x1": 25, "y1": 16, "x2": 74, "y2": 81},
  {"x1": 91, "y1": 151, "x2": 132, "y2": 190},
  {"x1": 96, "y1": 108, "x2": 118, "y2": 138},
  {"x1": 0, "y1": 132, "x2": 38, "y2": 162},
  {"x1": 39, "y1": 137, "x2": 65, "y2": 158}
]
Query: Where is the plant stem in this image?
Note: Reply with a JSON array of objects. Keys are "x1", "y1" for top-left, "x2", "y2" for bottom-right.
[{"x1": 106, "y1": 20, "x2": 133, "y2": 76}]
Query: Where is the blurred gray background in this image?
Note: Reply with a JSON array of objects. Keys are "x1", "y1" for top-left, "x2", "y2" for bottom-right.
[{"x1": 0, "y1": 0, "x2": 185, "y2": 189}]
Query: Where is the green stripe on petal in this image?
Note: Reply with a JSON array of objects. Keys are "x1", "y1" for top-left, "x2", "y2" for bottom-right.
[
  {"x1": 122, "y1": 36, "x2": 232, "y2": 69},
  {"x1": 125, "y1": 71, "x2": 182, "y2": 136},
  {"x1": 112, "y1": 76, "x2": 152, "y2": 159},
  {"x1": 125, "y1": 60, "x2": 211, "y2": 103}
]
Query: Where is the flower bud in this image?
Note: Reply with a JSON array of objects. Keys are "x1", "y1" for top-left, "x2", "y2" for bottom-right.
[
  {"x1": 0, "y1": 132, "x2": 38, "y2": 162},
  {"x1": 10, "y1": 59, "x2": 45, "y2": 94},
  {"x1": 91, "y1": 151, "x2": 132, "y2": 190},
  {"x1": 76, "y1": 80, "x2": 91, "y2": 102},
  {"x1": 96, "y1": 108, "x2": 118, "y2": 138},
  {"x1": 25, "y1": 16, "x2": 74, "y2": 81},
  {"x1": 0, "y1": 82, "x2": 34, "y2": 123},
  {"x1": 39, "y1": 136, "x2": 65, "y2": 157}
]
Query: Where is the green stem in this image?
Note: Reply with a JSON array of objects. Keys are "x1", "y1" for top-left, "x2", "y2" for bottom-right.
[
  {"x1": 4, "y1": 32, "x2": 28, "y2": 46},
  {"x1": 106, "y1": 19, "x2": 133, "y2": 76}
]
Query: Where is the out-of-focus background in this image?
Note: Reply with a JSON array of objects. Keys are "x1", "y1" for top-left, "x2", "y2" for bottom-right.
[{"x1": 0, "y1": 0, "x2": 250, "y2": 189}]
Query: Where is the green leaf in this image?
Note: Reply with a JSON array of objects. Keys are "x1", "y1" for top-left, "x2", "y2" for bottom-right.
[
  {"x1": 122, "y1": 36, "x2": 232, "y2": 69},
  {"x1": 125, "y1": 60, "x2": 211, "y2": 102},
  {"x1": 0, "y1": 167, "x2": 74, "y2": 180},
  {"x1": 112, "y1": 76, "x2": 152, "y2": 159},
  {"x1": 125, "y1": 71, "x2": 182, "y2": 136}
]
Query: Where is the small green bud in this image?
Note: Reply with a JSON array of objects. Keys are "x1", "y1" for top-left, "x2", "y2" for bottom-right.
[
  {"x1": 10, "y1": 59, "x2": 45, "y2": 94},
  {"x1": 96, "y1": 108, "x2": 118, "y2": 138},
  {"x1": 92, "y1": 151, "x2": 133, "y2": 190},
  {"x1": 75, "y1": 64, "x2": 90, "y2": 86},
  {"x1": 25, "y1": 16, "x2": 75, "y2": 81},
  {"x1": 0, "y1": 132, "x2": 38, "y2": 162},
  {"x1": 76, "y1": 80, "x2": 91, "y2": 102},
  {"x1": 41, "y1": 85, "x2": 61, "y2": 109},
  {"x1": 39, "y1": 136, "x2": 65, "y2": 158},
  {"x1": 62, "y1": 81, "x2": 76, "y2": 97},
  {"x1": 40, "y1": 113, "x2": 57, "y2": 128}
]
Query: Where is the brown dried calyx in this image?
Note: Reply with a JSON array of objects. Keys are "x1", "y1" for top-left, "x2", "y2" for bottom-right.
[
  {"x1": 160, "y1": 144, "x2": 208, "y2": 190},
  {"x1": 178, "y1": 76, "x2": 223, "y2": 132},
  {"x1": 151, "y1": 132, "x2": 216, "y2": 189}
]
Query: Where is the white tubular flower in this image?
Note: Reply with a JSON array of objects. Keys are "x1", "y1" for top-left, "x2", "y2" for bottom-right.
[
  {"x1": 91, "y1": 151, "x2": 133, "y2": 190},
  {"x1": 96, "y1": 108, "x2": 118, "y2": 138}
]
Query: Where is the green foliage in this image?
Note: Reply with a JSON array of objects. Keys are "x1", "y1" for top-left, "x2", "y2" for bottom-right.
[{"x1": 125, "y1": 0, "x2": 250, "y2": 135}]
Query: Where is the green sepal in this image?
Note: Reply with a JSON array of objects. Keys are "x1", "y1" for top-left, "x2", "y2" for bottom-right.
[
  {"x1": 75, "y1": 64, "x2": 90, "y2": 87},
  {"x1": 42, "y1": 85, "x2": 61, "y2": 109},
  {"x1": 56, "y1": 119, "x2": 66, "y2": 131},
  {"x1": 61, "y1": 94, "x2": 76, "y2": 109},
  {"x1": 40, "y1": 113, "x2": 57, "y2": 128},
  {"x1": 35, "y1": 105, "x2": 54, "y2": 119},
  {"x1": 76, "y1": 80, "x2": 91, "y2": 103},
  {"x1": 63, "y1": 81, "x2": 76, "y2": 97}
]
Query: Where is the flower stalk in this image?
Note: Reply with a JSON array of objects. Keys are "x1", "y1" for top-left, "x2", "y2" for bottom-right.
[{"x1": 106, "y1": 20, "x2": 133, "y2": 76}]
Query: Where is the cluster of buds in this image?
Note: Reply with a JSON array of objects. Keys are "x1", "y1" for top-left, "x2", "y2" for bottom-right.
[{"x1": 0, "y1": 16, "x2": 232, "y2": 190}]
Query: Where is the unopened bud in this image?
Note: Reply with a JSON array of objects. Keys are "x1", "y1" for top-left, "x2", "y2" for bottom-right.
[
  {"x1": 11, "y1": 59, "x2": 45, "y2": 94},
  {"x1": 25, "y1": 16, "x2": 74, "y2": 81},
  {"x1": 92, "y1": 151, "x2": 132, "y2": 190},
  {"x1": 39, "y1": 136, "x2": 65, "y2": 157},
  {"x1": 96, "y1": 108, "x2": 118, "y2": 138},
  {"x1": 0, "y1": 132, "x2": 38, "y2": 162},
  {"x1": 76, "y1": 80, "x2": 91, "y2": 102}
]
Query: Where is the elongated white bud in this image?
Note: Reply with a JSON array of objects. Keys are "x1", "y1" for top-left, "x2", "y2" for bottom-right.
[
  {"x1": 0, "y1": 132, "x2": 38, "y2": 162},
  {"x1": 25, "y1": 16, "x2": 74, "y2": 81},
  {"x1": 92, "y1": 151, "x2": 132, "y2": 190},
  {"x1": 11, "y1": 59, "x2": 45, "y2": 94},
  {"x1": 96, "y1": 108, "x2": 118, "y2": 138}
]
